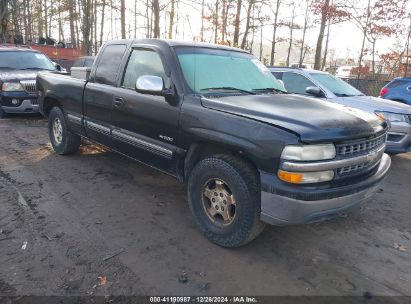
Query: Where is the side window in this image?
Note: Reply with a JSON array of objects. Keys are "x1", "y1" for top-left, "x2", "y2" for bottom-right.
[
  {"x1": 95, "y1": 44, "x2": 127, "y2": 86},
  {"x1": 271, "y1": 71, "x2": 283, "y2": 80},
  {"x1": 386, "y1": 80, "x2": 407, "y2": 88},
  {"x1": 282, "y1": 72, "x2": 317, "y2": 95},
  {"x1": 122, "y1": 49, "x2": 166, "y2": 90}
]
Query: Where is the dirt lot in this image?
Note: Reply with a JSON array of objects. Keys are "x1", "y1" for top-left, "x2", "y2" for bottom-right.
[{"x1": 0, "y1": 116, "x2": 410, "y2": 298}]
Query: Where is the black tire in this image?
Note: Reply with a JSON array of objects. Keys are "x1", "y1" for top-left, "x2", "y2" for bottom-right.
[
  {"x1": 48, "y1": 107, "x2": 81, "y2": 155},
  {"x1": 0, "y1": 106, "x2": 10, "y2": 119},
  {"x1": 187, "y1": 155, "x2": 266, "y2": 248}
]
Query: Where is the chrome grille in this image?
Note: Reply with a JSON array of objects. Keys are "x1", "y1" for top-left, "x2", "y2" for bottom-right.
[
  {"x1": 338, "y1": 162, "x2": 371, "y2": 175},
  {"x1": 336, "y1": 133, "x2": 386, "y2": 157},
  {"x1": 30, "y1": 99, "x2": 38, "y2": 105},
  {"x1": 335, "y1": 133, "x2": 386, "y2": 177},
  {"x1": 20, "y1": 80, "x2": 37, "y2": 93}
]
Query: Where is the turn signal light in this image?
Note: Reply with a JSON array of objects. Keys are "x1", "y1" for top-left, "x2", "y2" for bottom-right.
[
  {"x1": 278, "y1": 170, "x2": 334, "y2": 184},
  {"x1": 278, "y1": 170, "x2": 303, "y2": 184}
]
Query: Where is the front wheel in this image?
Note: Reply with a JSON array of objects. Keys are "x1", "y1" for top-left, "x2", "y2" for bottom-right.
[
  {"x1": 48, "y1": 107, "x2": 81, "y2": 155},
  {"x1": 187, "y1": 155, "x2": 265, "y2": 247}
]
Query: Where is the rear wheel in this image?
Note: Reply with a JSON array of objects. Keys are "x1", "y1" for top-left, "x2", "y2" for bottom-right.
[
  {"x1": 48, "y1": 107, "x2": 81, "y2": 155},
  {"x1": 187, "y1": 155, "x2": 265, "y2": 247}
]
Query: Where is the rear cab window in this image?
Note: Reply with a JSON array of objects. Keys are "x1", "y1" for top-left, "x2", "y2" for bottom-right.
[{"x1": 94, "y1": 44, "x2": 127, "y2": 86}]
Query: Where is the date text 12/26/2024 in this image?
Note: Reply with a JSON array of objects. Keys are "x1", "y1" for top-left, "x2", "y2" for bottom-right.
[{"x1": 149, "y1": 296, "x2": 258, "y2": 303}]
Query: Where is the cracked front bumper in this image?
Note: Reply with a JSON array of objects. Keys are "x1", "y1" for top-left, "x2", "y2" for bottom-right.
[{"x1": 260, "y1": 153, "x2": 391, "y2": 226}]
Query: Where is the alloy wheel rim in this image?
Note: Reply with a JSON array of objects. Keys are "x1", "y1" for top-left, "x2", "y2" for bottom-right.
[
  {"x1": 202, "y1": 178, "x2": 236, "y2": 226},
  {"x1": 52, "y1": 118, "x2": 63, "y2": 144}
]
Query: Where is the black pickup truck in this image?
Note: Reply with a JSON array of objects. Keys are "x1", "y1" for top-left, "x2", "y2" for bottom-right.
[{"x1": 37, "y1": 39, "x2": 391, "y2": 247}]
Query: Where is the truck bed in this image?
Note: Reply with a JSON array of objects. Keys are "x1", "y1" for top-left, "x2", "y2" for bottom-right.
[{"x1": 37, "y1": 72, "x2": 87, "y2": 117}]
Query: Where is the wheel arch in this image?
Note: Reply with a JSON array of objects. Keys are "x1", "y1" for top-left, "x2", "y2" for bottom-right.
[
  {"x1": 183, "y1": 142, "x2": 260, "y2": 182},
  {"x1": 42, "y1": 95, "x2": 63, "y2": 117}
]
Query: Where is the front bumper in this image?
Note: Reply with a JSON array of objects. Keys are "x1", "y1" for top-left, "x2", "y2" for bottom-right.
[
  {"x1": 1, "y1": 93, "x2": 39, "y2": 114},
  {"x1": 1, "y1": 99, "x2": 39, "y2": 113},
  {"x1": 260, "y1": 153, "x2": 391, "y2": 225},
  {"x1": 386, "y1": 122, "x2": 411, "y2": 154}
]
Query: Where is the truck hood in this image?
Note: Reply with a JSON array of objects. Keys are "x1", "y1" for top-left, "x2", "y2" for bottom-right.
[
  {"x1": 0, "y1": 69, "x2": 50, "y2": 82},
  {"x1": 201, "y1": 94, "x2": 386, "y2": 143},
  {"x1": 334, "y1": 95, "x2": 411, "y2": 115}
]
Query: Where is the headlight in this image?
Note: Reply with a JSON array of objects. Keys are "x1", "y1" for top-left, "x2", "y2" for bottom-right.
[
  {"x1": 2, "y1": 82, "x2": 24, "y2": 92},
  {"x1": 281, "y1": 144, "x2": 336, "y2": 161},
  {"x1": 375, "y1": 111, "x2": 410, "y2": 123}
]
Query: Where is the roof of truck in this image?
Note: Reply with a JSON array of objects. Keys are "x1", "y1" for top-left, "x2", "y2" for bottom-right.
[{"x1": 106, "y1": 39, "x2": 250, "y2": 54}]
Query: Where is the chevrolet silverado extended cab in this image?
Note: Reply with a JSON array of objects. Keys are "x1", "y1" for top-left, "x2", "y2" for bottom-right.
[{"x1": 37, "y1": 39, "x2": 391, "y2": 247}]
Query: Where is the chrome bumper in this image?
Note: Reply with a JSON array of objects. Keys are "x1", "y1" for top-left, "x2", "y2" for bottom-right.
[{"x1": 260, "y1": 153, "x2": 391, "y2": 226}]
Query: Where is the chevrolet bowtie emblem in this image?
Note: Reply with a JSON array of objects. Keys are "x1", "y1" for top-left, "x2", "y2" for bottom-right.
[{"x1": 366, "y1": 151, "x2": 378, "y2": 162}]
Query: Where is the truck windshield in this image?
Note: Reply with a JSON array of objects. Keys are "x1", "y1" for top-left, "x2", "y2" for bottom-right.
[
  {"x1": 0, "y1": 51, "x2": 55, "y2": 71},
  {"x1": 176, "y1": 47, "x2": 285, "y2": 94},
  {"x1": 310, "y1": 73, "x2": 364, "y2": 97}
]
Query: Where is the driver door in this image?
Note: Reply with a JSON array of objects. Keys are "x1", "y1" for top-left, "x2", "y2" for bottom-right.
[{"x1": 110, "y1": 47, "x2": 180, "y2": 175}]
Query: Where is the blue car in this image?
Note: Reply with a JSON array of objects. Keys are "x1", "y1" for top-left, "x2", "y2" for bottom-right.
[{"x1": 379, "y1": 77, "x2": 411, "y2": 105}]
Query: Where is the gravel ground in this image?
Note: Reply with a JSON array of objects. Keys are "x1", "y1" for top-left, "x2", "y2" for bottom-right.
[{"x1": 0, "y1": 115, "x2": 410, "y2": 298}]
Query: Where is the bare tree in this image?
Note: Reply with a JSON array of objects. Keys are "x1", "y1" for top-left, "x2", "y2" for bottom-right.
[
  {"x1": 168, "y1": 0, "x2": 175, "y2": 39},
  {"x1": 99, "y1": 0, "x2": 106, "y2": 47},
  {"x1": 153, "y1": 0, "x2": 160, "y2": 38},
  {"x1": 233, "y1": 0, "x2": 242, "y2": 46},
  {"x1": 299, "y1": 0, "x2": 311, "y2": 67},
  {"x1": 240, "y1": 0, "x2": 255, "y2": 49},
  {"x1": 285, "y1": 3, "x2": 296, "y2": 67},
  {"x1": 313, "y1": 0, "x2": 330, "y2": 70},
  {"x1": 270, "y1": 0, "x2": 280, "y2": 65},
  {"x1": 120, "y1": 0, "x2": 125, "y2": 38},
  {"x1": 81, "y1": 0, "x2": 93, "y2": 54},
  {"x1": 0, "y1": 0, "x2": 10, "y2": 43},
  {"x1": 200, "y1": 0, "x2": 205, "y2": 41}
]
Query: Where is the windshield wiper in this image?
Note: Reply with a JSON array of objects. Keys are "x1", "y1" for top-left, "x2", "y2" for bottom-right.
[
  {"x1": 0, "y1": 67, "x2": 14, "y2": 70},
  {"x1": 19, "y1": 67, "x2": 50, "y2": 70},
  {"x1": 201, "y1": 87, "x2": 256, "y2": 95},
  {"x1": 252, "y1": 87, "x2": 288, "y2": 94},
  {"x1": 334, "y1": 93, "x2": 357, "y2": 97}
]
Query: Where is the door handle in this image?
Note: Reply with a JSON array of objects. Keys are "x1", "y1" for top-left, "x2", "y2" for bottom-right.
[{"x1": 113, "y1": 97, "x2": 124, "y2": 107}]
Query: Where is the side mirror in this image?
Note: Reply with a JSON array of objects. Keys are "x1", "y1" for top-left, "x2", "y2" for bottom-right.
[
  {"x1": 53, "y1": 62, "x2": 62, "y2": 72},
  {"x1": 305, "y1": 86, "x2": 323, "y2": 97},
  {"x1": 136, "y1": 75, "x2": 164, "y2": 96},
  {"x1": 136, "y1": 75, "x2": 175, "y2": 101}
]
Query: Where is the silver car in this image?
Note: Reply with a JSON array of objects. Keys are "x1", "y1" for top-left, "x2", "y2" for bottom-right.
[{"x1": 270, "y1": 67, "x2": 411, "y2": 154}]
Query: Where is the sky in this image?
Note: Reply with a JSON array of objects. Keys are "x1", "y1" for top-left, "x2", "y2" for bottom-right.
[{"x1": 49, "y1": 0, "x2": 411, "y2": 63}]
